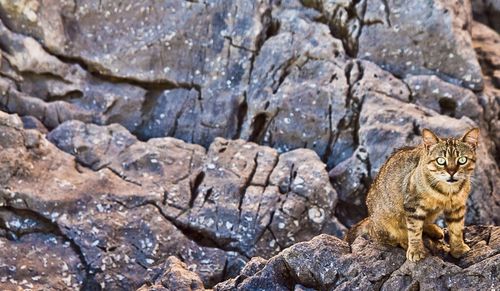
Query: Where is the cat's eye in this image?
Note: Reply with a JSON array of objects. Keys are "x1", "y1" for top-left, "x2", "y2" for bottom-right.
[
  {"x1": 458, "y1": 156, "x2": 468, "y2": 165},
  {"x1": 436, "y1": 157, "x2": 446, "y2": 165}
]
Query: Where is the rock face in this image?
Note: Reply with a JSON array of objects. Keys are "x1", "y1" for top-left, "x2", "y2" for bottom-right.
[
  {"x1": 472, "y1": 0, "x2": 500, "y2": 33},
  {"x1": 137, "y1": 256, "x2": 205, "y2": 291},
  {"x1": 0, "y1": 0, "x2": 498, "y2": 290},
  {"x1": 213, "y1": 226, "x2": 499, "y2": 290},
  {"x1": 0, "y1": 111, "x2": 343, "y2": 289}
]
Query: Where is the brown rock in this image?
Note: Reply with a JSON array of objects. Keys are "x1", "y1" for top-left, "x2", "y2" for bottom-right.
[
  {"x1": 48, "y1": 120, "x2": 346, "y2": 259},
  {"x1": 214, "y1": 226, "x2": 500, "y2": 290},
  {"x1": 137, "y1": 256, "x2": 205, "y2": 291},
  {"x1": 472, "y1": 0, "x2": 500, "y2": 32},
  {"x1": 358, "y1": 0, "x2": 484, "y2": 91},
  {"x1": 471, "y1": 21, "x2": 500, "y2": 164}
]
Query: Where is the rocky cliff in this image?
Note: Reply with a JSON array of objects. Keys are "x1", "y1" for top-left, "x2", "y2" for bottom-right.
[{"x1": 0, "y1": 0, "x2": 498, "y2": 290}]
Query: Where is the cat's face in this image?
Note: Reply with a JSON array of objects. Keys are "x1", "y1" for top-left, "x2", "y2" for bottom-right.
[{"x1": 422, "y1": 128, "x2": 479, "y2": 185}]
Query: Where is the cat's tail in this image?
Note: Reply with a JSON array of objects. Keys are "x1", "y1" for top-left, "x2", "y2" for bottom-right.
[{"x1": 344, "y1": 217, "x2": 370, "y2": 244}]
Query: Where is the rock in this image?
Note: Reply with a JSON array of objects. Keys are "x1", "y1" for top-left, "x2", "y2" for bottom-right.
[
  {"x1": 405, "y1": 75, "x2": 483, "y2": 121},
  {"x1": 471, "y1": 21, "x2": 500, "y2": 163},
  {"x1": 0, "y1": 111, "x2": 230, "y2": 289},
  {"x1": 472, "y1": 0, "x2": 500, "y2": 32},
  {"x1": 48, "y1": 120, "x2": 346, "y2": 259},
  {"x1": 358, "y1": 0, "x2": 484, "y2": 91},
  {"x1": 0, "y1": 111, "x2": 345, "y2": 289},
  {"x1": 214, "y1": 226, "x2": 500, "y2": 290},
  {"x1": 240, "y1": 7, "x2": 349, "y2": 168},
  {"x1": 0, "y1": 1, "x2": 270, "y2": 85},
  {"x1": 329, "y1": 146, "x2": 370, "y2": 227},
  {"x1": 0, "y1": 233, "x2": 86, "y2": 290},
  {"x1": 0, "y1": 0, "x2": 278, "y2": 148},
  {"x1": 0, "y1": 19, "x2": 146, "y2": 132},
  {"x1": 20, "y1": 115, "x2": 48, "y2": 133},
  {"x1": 137, "y1": 256, "x2": 205, "y2": 291}
]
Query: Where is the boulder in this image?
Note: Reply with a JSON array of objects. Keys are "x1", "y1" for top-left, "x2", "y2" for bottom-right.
[
  {"x1": 48, "y1": 119, "x2": 346, "y2": 259},
  {"x1": 214, "y1": 226, "x2": 500, "y2": 290},
  {"x1": 0, "y1": 111, "x2": 345, "y2": 289},
  {"x1": 358, "y1": 0, "x2": 484, "y2": 91},
  {"x1": 137, "y1": 256, "x2": 205, "y2": 291},
  {"x1": 472, "y1": 0, "x2": 500, "y2": 32}
]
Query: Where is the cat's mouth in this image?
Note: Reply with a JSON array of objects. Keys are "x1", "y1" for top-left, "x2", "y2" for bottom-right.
[{"x1": 446, "y1": 178, "x2": 459, "y2": 183}]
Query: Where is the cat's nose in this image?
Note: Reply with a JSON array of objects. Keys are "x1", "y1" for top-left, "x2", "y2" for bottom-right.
[{"x1": 446, "y1": 166, "x2": 458, "y2": 177}]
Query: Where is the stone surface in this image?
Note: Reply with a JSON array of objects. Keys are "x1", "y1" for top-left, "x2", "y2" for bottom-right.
[
  {"x1": 137, "y1": 256, "x2": 205, "y2": 291},
  {"x1": 472, "y1": 0, "x2": 500, "y2": 32},
  {"x1": 0, "y1": 111, "x2": 231, "y2": 289},
  {"x1": 0, "y1": 0, "x2": 498, "y2": 290},
  {"x1": 47, "y1": 120, "x2": 346, "y2": 259},
  {"x1": 0, "y1": 19, "x2": 146, "y2": 132},
  {"x1": 0, "y1": 111, "x2": 344, "y2": 289},
  {"x1": 358, "y1": 0, "x2": 484, "y2": 91},
  {"x1": 214, "y1": 226, "x2": 500, "y2": 290},
  {"x1": 471, "y1": 21, "x2": 500, "y2": 164}
]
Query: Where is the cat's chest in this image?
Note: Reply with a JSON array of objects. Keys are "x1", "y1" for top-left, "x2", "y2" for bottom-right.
[{"x1": 426, "y1": 187, "x2": 468, "y2": 210}]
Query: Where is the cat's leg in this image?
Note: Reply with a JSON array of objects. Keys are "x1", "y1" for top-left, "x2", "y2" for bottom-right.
[
  {"x1": 370, "y1": 219, "x2": 405, "y2": 248},
  {"x1": 423, "y1": 209, "x2": 444, "y2": 240},
  {"x1": 405, "y1": 212, "x2": 427, "y2": 261},
  {"x1": 445, "y1": 204, "x2": 470, "y2": 258}
]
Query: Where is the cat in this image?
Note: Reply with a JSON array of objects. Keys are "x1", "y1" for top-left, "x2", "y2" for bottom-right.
[{"x1": 345, "y1": 128, "x2": 479, "y2": 261}]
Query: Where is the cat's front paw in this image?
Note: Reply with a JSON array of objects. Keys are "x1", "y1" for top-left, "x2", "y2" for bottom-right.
[
  {"x1": 406, "y1": 245, "x2": 427, "y2": 262},
  {"x1": 450, "y1": 243, "x2": 470, "y2": 258}
]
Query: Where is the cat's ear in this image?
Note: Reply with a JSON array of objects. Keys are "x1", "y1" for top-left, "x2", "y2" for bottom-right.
[
  {"x1": 422, "y1": 128, "x2": 440, "y2": 148},
  {"x1": 461, "y1": 128, "x2": 479, "y2": 149}
]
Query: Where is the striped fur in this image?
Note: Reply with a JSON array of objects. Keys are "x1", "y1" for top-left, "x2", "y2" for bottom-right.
[{"x1": 346, "y1": 128, "x2": 479, "y2": 261}]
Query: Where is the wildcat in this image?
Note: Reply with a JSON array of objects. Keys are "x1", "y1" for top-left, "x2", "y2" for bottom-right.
[{"x1": 346, "y1": 128, "x2": 479, "y2": 261}]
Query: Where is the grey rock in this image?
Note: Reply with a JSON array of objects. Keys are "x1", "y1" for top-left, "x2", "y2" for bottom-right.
[
  {"x1": 358, "y1": 0, "x2": 484, "y2": 91},
  {"x1": 0, "y1": 233, "x2": 86, "y2": 290},
  {"x1": 137, "y1": 256, "x2": 205, "y2": 291},
  {"x1": 0, "y1": 1, "x2": 269, "y2": 85},
  {"x1": 48, "y1": 120, "x2": 346, "y2": 259},
  {"x1": 214, "y1": 226, "x2": 500, "y2": 291},
  {"x1": 0, "y1": 111, "x2": 348, "y2": 289},
  {"x1": 472, "y1": 0, "x2": 500, "y2": 32},
  {"x1": 0, "y1": 19, "x2": 146, "y2": 131},
  {"x1": 329, "y1": 146, "x2": 370, "y2": 227},
  {"x1": 0, "y1": 111, "x2": 230, "y2": 289},
  {"x1": 472, "y1": 21, "x2": 500, "y2": 164},
  {"x1": 405, "y1": 75, "x2": 483, "y2": 121}
]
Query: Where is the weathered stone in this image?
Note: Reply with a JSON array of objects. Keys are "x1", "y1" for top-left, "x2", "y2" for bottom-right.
[
  {"x1": 49, "y1": 120, "x2": 345, "y2": 259},
  {"x1": 137, "y1": 256, "x2": 205, "y2": 291},
  {"x1": 329, "y1": 146, "x2": 370, "y2": 227},
  {"x1": 0, "y1": 233, "x2": 86, "y2": 290},
  {"x1": 0, "y1": 1, "x2": 269, "y2": 85},
  {"x1": 0, "y1": 112, "x2": 231, "y2": 289},
  {"x1": 0, "y1": 19, "x2": 146, "y2": 132},
  {"x1": 471, "y1": 21, "x2": 500, "y2": 164},
  {"x1": 0, "y1": 1, "x2": 267, "y2": 147},
  {"x1": 405, "y1": 75, "x2": 483, "y2": 121},
  {"x1": 214, "y1": 226, "x2": 500, "y2": 290},
  {"x1": 472, "y1": 0, "x2": 500, "y2": 32},
  {"x1": 358, "y1": 0, "x2": 484, "y2": 91},
  {"x1": 240, "y1": 7, "x2": 348, "y2": 168}
]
